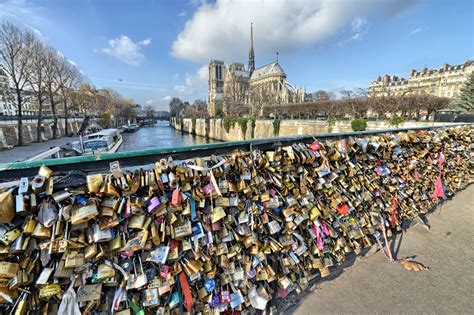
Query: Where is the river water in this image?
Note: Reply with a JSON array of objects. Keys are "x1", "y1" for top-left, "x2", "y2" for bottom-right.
[
  {"x1": 118, "y1": 121, "x2": 216, "y2": 152},
  {"x1": 0, "y1": 121, "x2": 216, "y2": 163}
]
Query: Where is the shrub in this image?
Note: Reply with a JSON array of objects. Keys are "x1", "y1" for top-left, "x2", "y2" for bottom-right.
[
  {"x1": 351, "y1": 118, "x2": 367, "y2": 131},
  {"x1": 191, "y1": 118, "x2": 196, "y2": 134},
  {"x1": 223, "y1": 116, "x2": 235, "y2": 133},
  {"x1": 273, "y1": 117, "x2": 281, "y2": 136},
  {"x1": 327, "y1": 116, "x2": 336, "y2": 127},
  {"x1": 215, "y1": 106, "x2": 225, "y2": 118},
  {"x1": 237, "y1": 117, "x2": 248, "y2": 137},
  {"x1": 250, "y1": 116, "x2": 256, "y2": 139},
  {"x1": 389, "y1": 116, "x2": 405, "y2": 127}
]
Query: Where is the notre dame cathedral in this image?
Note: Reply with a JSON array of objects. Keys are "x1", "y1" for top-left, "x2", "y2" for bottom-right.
[{"x1": 208, "y1": 24, "x2": 305, "y2": 116}]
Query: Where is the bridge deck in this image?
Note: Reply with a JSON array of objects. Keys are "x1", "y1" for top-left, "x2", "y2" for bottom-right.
[{"x1": 287, "y1": 185, "x2": 474, "y2": 314}]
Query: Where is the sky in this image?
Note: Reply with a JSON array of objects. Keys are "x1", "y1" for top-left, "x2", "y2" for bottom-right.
[{"x1": 0, "y1": 0, "x2": 473, "y2": 111}]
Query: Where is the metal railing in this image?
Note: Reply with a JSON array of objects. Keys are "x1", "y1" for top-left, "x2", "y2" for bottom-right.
[
  {"x1": 24, "y1": 146, "x2": 61, "y2": 161},
  {"x1": 0, "y1": 123, "x2": 470, "y2": 181},
  {"x1": 0, "y1": 114, "x2": 86, "y2": 121}
]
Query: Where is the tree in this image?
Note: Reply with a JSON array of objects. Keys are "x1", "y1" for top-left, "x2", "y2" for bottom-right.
[
  {"x1": 423, "y1": 94, "x2": 450, "y2": 120},
  {"x1": 339, "y1": 89, "x2": 356, "y2": 100},
  {"x1": 169, "y1": 97, "x2": 184, "y2": 117},
  {"x1": 0, "y1": 21, "x2": 33, "y2": 145},
  {"x1": 313, "y1": 90, "x2": 332, "y2": 101},
  {"x1": 354, "y1": 88, "x2": 369, "y2": 98},
  {"x1": 44, "y1": 46, "x2": 62, "y2": 138},
  {"x1": 452, "y1": 72, "x2": 473, "y2": 112},
  {"x1": 144, "y1": 105, "x2": 156, "y2": 118},
  {"x1": 25, "y1": 34, "x2": 48, "y2": 142},
  {"x1": 57, "y1": 58, "x2": 81, "y2": 135},
  {"x1": 183, "y1": 99, "x2": 209, "y2": 118}
]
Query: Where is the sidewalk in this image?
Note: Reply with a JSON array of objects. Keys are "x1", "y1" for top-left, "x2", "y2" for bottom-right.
[
  {"x1": 287, "y1": 185, "x2": 474, "y2": 314},
  {"x1": 0, "y1": 136, "x2": 79, "y2": 163}
]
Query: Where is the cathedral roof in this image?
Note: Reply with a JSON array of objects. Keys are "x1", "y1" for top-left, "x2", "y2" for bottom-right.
[{"x1": 250, "y1": 62, "x2": 286, "y2": 80}]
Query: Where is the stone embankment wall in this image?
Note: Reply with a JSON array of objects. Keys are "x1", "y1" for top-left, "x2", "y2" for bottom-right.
[
  {"x1": 170, "y1": 118, "x2": 458, "y2": 142},
  {"x1": 0, "y1": 118, "x2": 82, "y2": 150}
]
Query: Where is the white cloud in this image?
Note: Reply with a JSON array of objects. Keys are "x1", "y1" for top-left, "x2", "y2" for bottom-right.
[
  {"x1": 91, "y1": 77, "x2": 166, "y2": 91},
  {"x1": 178, "y1": 10, "x2": 187, "y2": 17},
  {"x1": 139, "y1": 38, "x2": 152, "y2": 46},
  {"x1": 173, "y1": 73, "x2": 180, "y2": 81},
  {"x1": 172, "y1": 0, "x2": 419, "y2": 63},
  {"x1": 67, "y1": 59, "x2": 78, "y2": 66},
  {"x1": 144, "y1": 96, "x2": 174, "y2": 111},
  {"x1": 29, "y1": 26, "x2": 43, "y2": 37},
  {"x1": 189, "y1": 0, "x2": 208, "y2": 6},
  {"x1": 410, "y1": 27, "x2": 422, "y2": 35},
  {"x1": 173, "y1": 65, "x2": 208, "y2": 99},
  {"x1": 174, "y1": 85, "x2": 187, "y2": 94},
  {"x1": 0, "y1": 0, "x2": 49, "y2": 28},
  {"x1": 100, "y1": 35, "x2": 151, "y2": 66},
  {"x1": 336, "y1": 17, "x2": 369, "y2": 46}
]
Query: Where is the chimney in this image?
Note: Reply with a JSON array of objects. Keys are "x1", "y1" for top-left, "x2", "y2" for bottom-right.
[
  {"x1": 410, "y1": 69, "x2": 416, "y2": 77},
  {"x1": 383, "y1": 75, "x2": 390, "y2": 84},
  {"x1": 443, "y1": 63, "x2": 449, "y2": 71}
]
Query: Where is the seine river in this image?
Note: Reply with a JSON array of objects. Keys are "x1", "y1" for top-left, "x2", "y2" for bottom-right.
[
  {"x1": 118, "y1": 120, "x2": 216, "y2": 152},
  {"x1": 0, "y1": 121, "x2": 216, "y2": 163}
]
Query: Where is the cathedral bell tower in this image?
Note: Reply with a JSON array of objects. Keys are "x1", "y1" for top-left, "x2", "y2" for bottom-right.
[{"x1": 248, "y1": 23, "x2": 255, "y2": 75}]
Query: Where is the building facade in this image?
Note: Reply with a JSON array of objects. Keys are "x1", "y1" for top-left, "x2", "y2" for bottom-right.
[
  {"x1": 369, "y1": 60, "x2": 473, "y2": 98},
  {"x1": 208, "y1": 24, "x2": 305, "y2": 116},
  {"x1": 0, "y1": 69, "x2": 35, "y2": 116}
]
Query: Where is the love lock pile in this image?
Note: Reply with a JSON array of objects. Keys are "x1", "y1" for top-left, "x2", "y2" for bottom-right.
[{"x1": 0, "y1": 126, "x2": 471, "y2": 314}]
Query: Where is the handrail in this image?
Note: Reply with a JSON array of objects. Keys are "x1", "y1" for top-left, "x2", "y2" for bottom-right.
[
  {"x1": 0, "y1": 114, "x2": 96, "y2": 121},
  {"x1": 24, "y1": 146, "x2": 61, "y2": 162},
  {"x1": 0, "y1": 123, "x2": 471, "y2": 181}
]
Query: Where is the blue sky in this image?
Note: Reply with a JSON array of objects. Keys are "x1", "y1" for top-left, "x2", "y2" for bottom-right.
[{"x1": 1, "y1": 0, "x2": 473, "y2": 110}]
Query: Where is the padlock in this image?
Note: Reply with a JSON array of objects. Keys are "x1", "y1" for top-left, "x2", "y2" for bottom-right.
[{"x1": 0, "y1": 190, "x2": 15, "y2": 224}]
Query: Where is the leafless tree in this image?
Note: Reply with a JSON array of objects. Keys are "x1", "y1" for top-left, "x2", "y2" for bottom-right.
[
  {"x1": 44, "y1": 46, "x2": 62, "y2": 138},
  {"x1": 313, "y1": 90, "x2": 333, "y2": 101},
  {"x1": 0, "y1": 21, "x2": 33, "y2": 145},
  {"x1": 354, "y1": 88, "x2": 369, "y2": 98},
  {"x1": 144, "y1": 105, "x2": 156, "y2": 118},
  {"x1": 25, "y1": 34, "x2": 48, "y2": 142},
  {"x1": 56, "y1": 57, "x2": 81, "y2": 135},
  {"x1": 339, "y1": 89, "x2": 356, "y2": 100},
  {"x1": 183, "y1": 99, "x2": 209, "y2": 118}
]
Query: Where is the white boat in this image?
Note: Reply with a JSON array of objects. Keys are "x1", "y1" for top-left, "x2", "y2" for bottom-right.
[
  {"x1": 72, "y1": 129, "x2": 123, "y2": 155},
  {"x1": 122, "y1": 123, "x2": 140, "y2": 133}
]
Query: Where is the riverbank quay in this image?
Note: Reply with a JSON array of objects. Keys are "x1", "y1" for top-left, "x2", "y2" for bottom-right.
[
  {"x1": 0, "y1": 124, "x2": 471, "y2": 313},
  {"x1": 170, "y1": 117, "x2": 460, "y2": 142},
  {"x1": 0, "y1": 116, "x2": 84, "y2": 149}
]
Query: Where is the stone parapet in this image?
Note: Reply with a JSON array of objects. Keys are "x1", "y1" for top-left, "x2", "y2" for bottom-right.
[{"x1": 170, "y1": 117, "x2": 458, "y2": 142}]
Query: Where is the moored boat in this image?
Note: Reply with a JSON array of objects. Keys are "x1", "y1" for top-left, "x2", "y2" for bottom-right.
[
  {"x1": 122, "y1": 123, "x2": 140, "y2": 133},
  {"x1": 71, "y1": 129, "x2": 123, "y2": 155}
]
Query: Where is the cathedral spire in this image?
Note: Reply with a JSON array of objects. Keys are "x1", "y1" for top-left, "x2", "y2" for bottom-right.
[{"x1": 248, "y1": 23, "x2": 255, "y2": 74}]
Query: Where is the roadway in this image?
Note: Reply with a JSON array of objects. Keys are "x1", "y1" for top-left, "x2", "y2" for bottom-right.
[{"x1": 0, "y1": 136, "x2": 79, "y2": 163}]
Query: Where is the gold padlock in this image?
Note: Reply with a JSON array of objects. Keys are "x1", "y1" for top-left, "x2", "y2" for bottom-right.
[
  {"x1": 71, "y1": 202, "x2": 99, "y2": 225},
  {"x1": 0, "y1": 229, "x2": 21, "y2": 246},
  {"x1": 87, "y1": 173, "x2": 103, "y2": 193},
  {"x1": 0, "y1": 191, "x2": 15, "y2": 224},
  {"x1": 0, "y1": 262, "x2": 19, "y2": 278}
]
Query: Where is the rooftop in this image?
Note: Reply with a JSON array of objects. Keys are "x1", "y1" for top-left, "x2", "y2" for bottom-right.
[{"x1": 250, "y1": 62, "x2": 286, "y2": 80}]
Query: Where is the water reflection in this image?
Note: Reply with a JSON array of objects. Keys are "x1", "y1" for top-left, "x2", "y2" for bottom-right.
[{"x1": 118, "y1": 121, "x2": 216, "y2": 152}]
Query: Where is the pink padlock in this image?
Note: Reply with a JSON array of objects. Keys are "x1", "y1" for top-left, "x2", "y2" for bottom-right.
[
  {"x1": 203, "y1": 183, "x2": 215, "y2": 196},
  {"x1": 147, "y1": 196, "x2": 161, "y2": 213}
]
